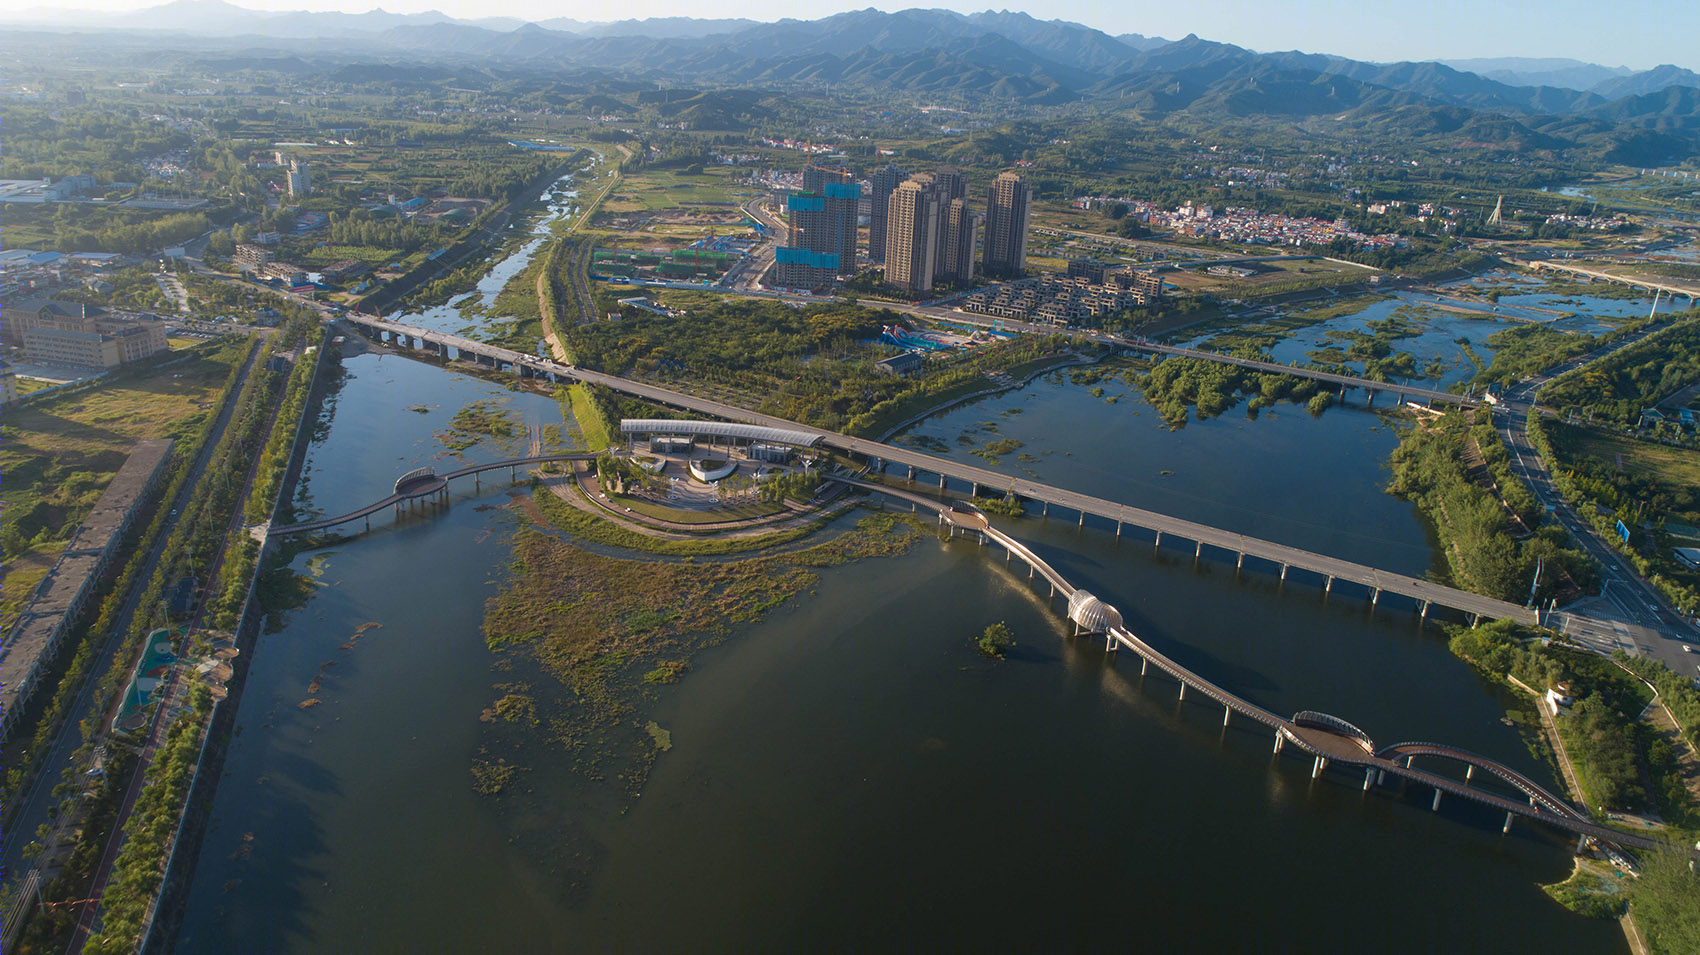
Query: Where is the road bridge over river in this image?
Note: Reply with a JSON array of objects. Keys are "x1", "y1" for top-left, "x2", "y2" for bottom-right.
[
  {"x1": 343, "y1": 315, "x2": 1532, "y2": 627},
  {"x1": 251, "y1": 432, "x2": 1683, "y2": 855},
  {"x1": 867, "y1": 302, "x2": 1479, "y2": 409},
  {"x1": 854, "y1": 481, "x2": 1686, "y2": 858},
  {"x1": 1512, "y1": 258, "x2": 1700, "y2": 303},
  {"x1": 1110, "y1": 338, "x2": 1476, "y2": 407}
]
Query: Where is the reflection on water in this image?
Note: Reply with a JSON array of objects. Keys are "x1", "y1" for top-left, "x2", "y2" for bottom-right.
[
  {"x1": 1177, "y1": 272, "x2": 1652, "y2": 389},
  {"x1": 177, "y1": 352, "x2": 1627, "y2": 953}
]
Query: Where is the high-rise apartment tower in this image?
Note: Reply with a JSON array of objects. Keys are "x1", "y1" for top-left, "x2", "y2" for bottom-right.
[{"x1": 982, "y1": 171, "x2": 1030, "y2": 278}]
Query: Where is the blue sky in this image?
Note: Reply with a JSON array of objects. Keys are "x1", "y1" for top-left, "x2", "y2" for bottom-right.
[{"x1": 3, "y1": 0, "x2": 1695, "y2": 71}]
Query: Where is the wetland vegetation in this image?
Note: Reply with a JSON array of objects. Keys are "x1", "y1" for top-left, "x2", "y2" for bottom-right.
[{"x1": 481, "y1": 510, "x2": 928, "y2": 801}]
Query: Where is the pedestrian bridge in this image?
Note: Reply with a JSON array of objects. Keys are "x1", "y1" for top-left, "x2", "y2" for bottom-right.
[
  {"x1": 858, "y1": 478, "x2": 1685, "y2": 857},
  {"x1": 271, "y1": 453, "x2": 595, "y2": 537}
]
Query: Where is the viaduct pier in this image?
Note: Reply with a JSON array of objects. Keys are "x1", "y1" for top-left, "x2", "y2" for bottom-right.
[
  {"x1": 856, "y1": 481, "x2": 1682, "y2": 858},
  {"x1": 341, "y1": 314, "x2": 1535, "y2": 628}
]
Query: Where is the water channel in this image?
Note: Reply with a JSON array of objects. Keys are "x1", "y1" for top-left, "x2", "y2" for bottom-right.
[
  {"x1": 174, "y1": 336, "x2": 1629, "y2": 950},
  {"x1": 395, "y1": 170, "x2": 584, "y2": 343}
]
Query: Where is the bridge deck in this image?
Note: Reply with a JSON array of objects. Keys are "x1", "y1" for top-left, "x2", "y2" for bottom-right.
[
  {"x1": 351, "y1": 315, "x2": 1532, "y2": 626},
  {"x1": 858, "y1": 479, "x2": 1682, "y2": 856},
  {"x1": 1515, "y1": 259, "x2": 1700, "y2": 300},
  {"x1": 874, "y1": 302, "x2": 1473, "y2": 407},
  {"x1": 1119, "y1": 340, "x2": 1472, "y2": 407}
]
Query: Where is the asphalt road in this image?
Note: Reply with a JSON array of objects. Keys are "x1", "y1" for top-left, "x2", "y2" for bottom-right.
[
  {"x1": 722, "y1": 196, "x2": 785, "y2": 292},
  {"x1": 0, "y1": 341, "x2": 266, "y2": 891},
  {"x1": 1494, "y1": 322, "x2": 1700, "y2": 677},
  {"x1": 355, "y1": 311, "x2": 1534, "y2": 627}
]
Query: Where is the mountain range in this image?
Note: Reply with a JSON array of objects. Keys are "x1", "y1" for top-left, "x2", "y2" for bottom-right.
[{"x1": 7, "y1": 3, "x2": 1700, "y2": 162}]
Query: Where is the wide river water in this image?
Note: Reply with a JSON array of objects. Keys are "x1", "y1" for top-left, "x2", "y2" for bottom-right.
[{"x1": 172, "y1": 340, "x2": 1630, "y2": 951}]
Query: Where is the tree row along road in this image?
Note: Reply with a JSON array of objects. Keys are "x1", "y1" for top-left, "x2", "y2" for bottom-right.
[
  {"x1": 1496, "y1": 320, "x2": 1700, "y2": 671},
  {"x1": 0, "y1": 341, "x2": 266, "y2": 892},
  {"x1": 351, "y1": 315, "x2": 1534, "y2": 627},
  {"x1": 67, "y1": 335, "x2": 293, "y2": 952}
]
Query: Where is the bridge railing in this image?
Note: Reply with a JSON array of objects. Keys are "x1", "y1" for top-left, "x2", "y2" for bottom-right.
[
  {"x1": 1292, "y1": 711, "x2": 1376, "y2": 753},
  {"x1": 1375, "y1": 741, "x2": 1580, "y2": 818},
  {"x1": 394, "y1": 466, "x2": 437, "y2": 495}
]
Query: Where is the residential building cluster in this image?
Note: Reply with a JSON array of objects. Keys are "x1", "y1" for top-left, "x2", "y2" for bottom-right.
[
  {"x1": 0, "y1": 249, "x2": 127, "y2": 301},
  {"x1": 882, "y1": 165, "x2": 980, "y2": 295},
  {"x1": 960, "y1": 258, "x2": 1161, "y2": 326},
  {"x1": 1213, "y1": 166, "x2": 1290, "y2": 188},
  {"x1": 1544, "y1": 212, "x2": 1629, "y2": 230},
  {"x1": 758, "y1": 137, "x2": 841, "y2": 155},
  {"x1": 1128, "y1": 201, "x2": 1408, "y2": 250},
  {"x1": 761, "y1": 159, "x2": 1032, "y2": 294},
  {"x1": 879, "y1": 166, "x2": 1028, "y2": 294}
]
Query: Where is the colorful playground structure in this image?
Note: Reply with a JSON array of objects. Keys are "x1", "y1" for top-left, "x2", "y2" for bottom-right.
[
  {"x1": 878, "y1": 325, "x2": 954, "y2": 352},
  {"x1": 113, "y1": 628, "x2": 180, "y2": 733}
]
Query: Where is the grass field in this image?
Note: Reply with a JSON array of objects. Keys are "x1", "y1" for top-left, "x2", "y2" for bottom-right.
[
  {"x1": 606, "y1": 491, "x2": 787, "y2": 525},
  {"x1": 1546, "y1": 421, "x2": 1700, "y2": 489},
  {"x1": 601, "y1": 167, "x2": 750, "y2": 214},
  {"x1": 563, "y1": 383, "x2": 613, "y2": 450},
  {"x1": 0, "y1": 338, "x2": 250, "y2": 629}
]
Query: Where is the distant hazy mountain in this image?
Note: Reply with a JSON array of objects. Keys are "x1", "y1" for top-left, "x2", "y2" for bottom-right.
[
  {"x1": 93, "y1": 0, "x2": 464, "y2": 36},
  {"x1": 1114, "y1": 33, "x2": 1171, "y2": 53},
  {"x1": 1589, "y1": 64, "x2": 1700, "y2": 100},
  {"x1": 1441, "y1": 57, "x2": 1631, "y2": 91},
  {"x1": 565, "y1": 17, "x2": 761, "y2": 39},
  {"x1": 959, "y1": 10, "x2": 1146, "y2": 72},
  {"x1": 6, "y1": 2, "x2": 1699, "y2": 161}
]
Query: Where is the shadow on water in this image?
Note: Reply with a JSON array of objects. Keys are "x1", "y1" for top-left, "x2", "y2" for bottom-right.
[
  {"x1": 176, "y1": 350, "x2": 1629, "y2": 953},
  {"x1": 179, "y1": 729, "x2": 334, "y2": 952}
]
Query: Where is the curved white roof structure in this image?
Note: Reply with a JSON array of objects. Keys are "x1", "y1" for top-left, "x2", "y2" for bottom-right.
[
  {"x1": 1066, "y1": 590, "x2": 1124, "y2": 634},
  {"x1": 621, "y1": 418, "x2": 824, "y2": 448}
]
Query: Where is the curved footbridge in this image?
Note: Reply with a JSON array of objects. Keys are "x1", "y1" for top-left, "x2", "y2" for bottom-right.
[
  {"x1": 852, "y1": 479, "x2": 1687, "y2": 857},
  {"x1": 271, "y1": 453, "x2": 594, "y2": 537}
]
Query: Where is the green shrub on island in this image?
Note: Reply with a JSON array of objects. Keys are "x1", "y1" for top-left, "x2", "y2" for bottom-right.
[
  {"x1": 972, "y1": 496, "x2": 1024, "y2": 517},
  {"x1": 1542, "y1": 865, "x2": 1628, "y2": 920},
  {"x1": 978, "y1": 622, "x2": 1014, "y2": 659}
]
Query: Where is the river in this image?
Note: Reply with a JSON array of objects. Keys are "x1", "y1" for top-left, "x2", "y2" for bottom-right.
[
  {"x1": 395, "y1": 169, "x2": 584, "y2": 343},
  {"x1": 172, "y1": 342, "x2": 1628, "y2": 951}
]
